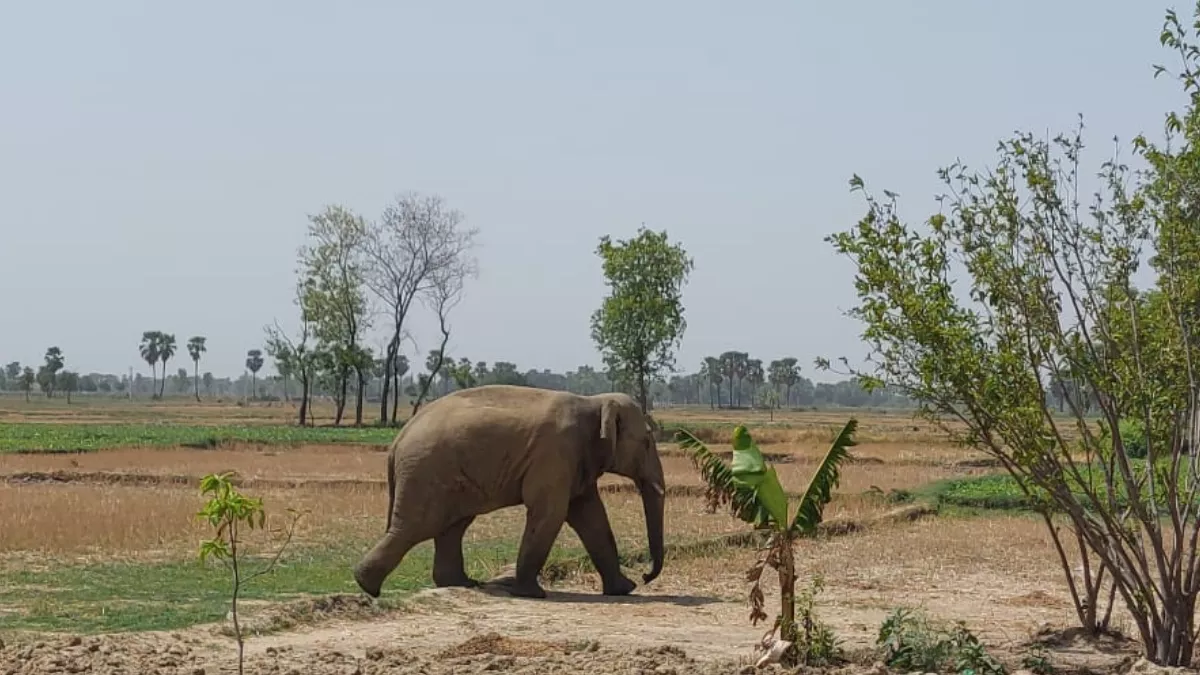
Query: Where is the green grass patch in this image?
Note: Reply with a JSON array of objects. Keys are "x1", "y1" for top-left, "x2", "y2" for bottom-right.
[
  {"x1": 0, "y1": 423, "x2": 399, "y2": 453},
  {"x1": 0, "y1": 538, "x2": 541, "y2": 634},
  {"x1": 920, "y1": 459, "x2": 1200, "y2": 513},
  {"x1": 0, "y1": 527, "x2": 756, "y2": 635}
]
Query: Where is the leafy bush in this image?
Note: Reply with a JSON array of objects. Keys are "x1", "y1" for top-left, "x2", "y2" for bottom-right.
[
  {"x1": 877, "y1": 608, "x2": 1005, "y2": 675},
  {"x1": 1098, "y1": 419, "x2": 1148, "y2": 459},
  {"x1": 792, "y1": 576, "x2": 841, "y2": 667},
  {"x1": 1021, "y1": 646, "x2": 1055, "y2": 675}
]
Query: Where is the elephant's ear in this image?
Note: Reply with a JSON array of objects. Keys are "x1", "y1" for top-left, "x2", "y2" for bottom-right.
[{"x1": 600, "y1": 398, "x2": 619, "y2": 458}]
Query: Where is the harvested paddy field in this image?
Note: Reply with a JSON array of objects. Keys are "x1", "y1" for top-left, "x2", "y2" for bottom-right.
[{"x1": 0, "y1": 405, "x2": 1148, "y2": 673}]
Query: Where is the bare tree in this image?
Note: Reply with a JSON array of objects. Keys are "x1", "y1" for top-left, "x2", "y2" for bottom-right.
[
  {"x1": 411, "y1": 265, "x2": 468, "y2": 416},
  {"x1": 363, "y1": 192, "x2": 478, "y2": 425}
]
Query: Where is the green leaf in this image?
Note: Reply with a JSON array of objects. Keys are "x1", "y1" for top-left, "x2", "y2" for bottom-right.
[
  {"x1": 728, "y1": 426, "x2": 789, "y2": 527},
  {"x1": 676, "y1": 427, "x2": 774, "y2": 527},
  {"x1": 790, "y1": 418, "x2": 857, "y2": 535}
]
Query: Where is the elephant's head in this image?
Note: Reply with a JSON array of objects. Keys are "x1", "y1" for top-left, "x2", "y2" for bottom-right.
[{"x1": 595, "y1": 393, "x2": 666, "y2": 585}]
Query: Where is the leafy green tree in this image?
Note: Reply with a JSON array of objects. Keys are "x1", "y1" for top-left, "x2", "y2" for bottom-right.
[
  {"x1": 139, "y1": 330, "x2": 161, "y2": 397},
  {"x1": 488, "y1": 361, "x2": 526, "y2": 386},
  {"x1": 39, "y1": 347, "x2": 64, "y2": 398},
  {"x1": 678, "y1": 420, "x2": 856, "y2": 667},
  {"x1": 202, "y1": 372, "x2": 214, "y2": 397},
  {"x1": 18, "y1": 366, "x2": 34, "y2": 402},
  {"x1": 822, "y1": 13, "x2": 1200, "y2": 662},
  {"x1": 3, "y1": 361, "x2": 18, "y2": 391},
  {"x1": 157, "y1": 333, "x2": 177, "y2": 398},
  {"x1": 174, "y1": 367, "x2": 189, "y2": 394},
  {"x1": 590, "y1": 227, "x2": 694, "y2": 413},
  {"x1": 57, "y1": 370, "x2": 79, "y2": 404},
  {"x1": 450, "y1": 357, "x2": 477, "y2": 390},
  {"x1": 187, "y1": 336, "x2": 207, "y2": 402},
  {"x1": 245, "y1": 349, "x2": 264, "y2": 399},
  {"x1": 299, "y1": 204, "x2": 372, "y2": 426}
]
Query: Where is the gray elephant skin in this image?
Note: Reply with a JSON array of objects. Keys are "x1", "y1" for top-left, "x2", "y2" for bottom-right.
[{"x1": 352, "y1": 384, "x2": 667, "y2": 600}]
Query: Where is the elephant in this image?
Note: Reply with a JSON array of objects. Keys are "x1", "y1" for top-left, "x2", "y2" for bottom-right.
[{"x1": 352, "y1": 384, "x2": 666, "y2": 600}]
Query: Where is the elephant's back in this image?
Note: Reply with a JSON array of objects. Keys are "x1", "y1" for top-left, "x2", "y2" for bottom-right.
[{"x1": 390, "y1": 391, "x2": 565, "y2": 510}]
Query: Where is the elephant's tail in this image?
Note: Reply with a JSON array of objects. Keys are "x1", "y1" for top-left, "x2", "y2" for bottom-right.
[{"x1": 385, "y1": 452, "x2": 396, "y2": 532}]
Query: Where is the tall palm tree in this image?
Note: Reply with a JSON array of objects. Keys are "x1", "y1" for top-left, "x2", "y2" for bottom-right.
[
  {"x1": 139, "y1": 331, "x2": 161, "y2": 398},
  {"x1": 157, "y1": 333, "x2": 177, "y2": 398},
  {"x1": 245, "y1": 349, "x2": 264, "y2": 399},
  {"x1": 187, "y1": 336, "x2": 207, "y2": 402},
  {"x1": 678, "y1": 419, "x2": 857, "y2": 666}
]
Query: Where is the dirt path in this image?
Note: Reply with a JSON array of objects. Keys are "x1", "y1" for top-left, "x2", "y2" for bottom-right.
[
  {"x1": 0, "y1": 583, "x2": 773, "y2": 674},
  {"x1": 244, "y1": 584, "x2": 765, "y2": 663}
]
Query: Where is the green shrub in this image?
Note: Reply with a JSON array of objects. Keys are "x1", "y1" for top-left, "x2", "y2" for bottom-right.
[
  {"x1": 1098, "y1": 419, "x2": 1148, "y2": 459},
  {"x1": 877, "y1": 608, "x2": 1005, "y2": 675}
]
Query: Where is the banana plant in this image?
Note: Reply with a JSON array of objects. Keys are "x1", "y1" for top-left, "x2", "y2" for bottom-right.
[{"x1": 676, "y1": 419, "x2": 857, "y2": 655}]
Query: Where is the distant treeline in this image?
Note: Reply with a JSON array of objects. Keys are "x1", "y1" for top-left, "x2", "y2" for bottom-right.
[{"x1": 0, "y1": 355, "x2": 912, "y2": 410}]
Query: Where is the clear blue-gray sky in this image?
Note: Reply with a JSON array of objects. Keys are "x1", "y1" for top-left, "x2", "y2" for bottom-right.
[{"x1": 0, "y1": 0, "x2": 1187, "y2": 380}]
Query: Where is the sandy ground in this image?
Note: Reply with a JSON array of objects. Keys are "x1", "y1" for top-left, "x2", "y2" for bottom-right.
[{"x1": 0, "y1": 536, "x2": 1151, "y2": 675}]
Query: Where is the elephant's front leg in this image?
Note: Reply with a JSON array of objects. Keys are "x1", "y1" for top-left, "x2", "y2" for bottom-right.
[
  {"x1": 567, "y1": 486, "x2": 636, "y2": 596},
  {"x1": 433, "y1": 516, "x2": 479, "y2": 588}
]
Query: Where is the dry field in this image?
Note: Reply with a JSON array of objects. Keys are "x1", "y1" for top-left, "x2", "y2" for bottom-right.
[{"x1": 0, "y1": 400, "x2": 1147, "y2": 673}]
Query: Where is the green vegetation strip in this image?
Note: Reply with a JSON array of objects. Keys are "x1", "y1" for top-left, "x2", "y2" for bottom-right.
[
  {"x1": 0, "y1": 540, "x2": 512, "y2": 633},
  {"x1": 0, "y1": 423, "x2": 398, "y2": 453},
  {"x1": 920, "y1": 460, "x2": 1200, "y2": 513},
  {"x1": 0, "y1": 527, "x2": 770, "y2": 635}
]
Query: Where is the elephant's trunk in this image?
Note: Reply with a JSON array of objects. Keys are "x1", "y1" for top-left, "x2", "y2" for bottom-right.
[
  {"x1": 638, "y1": 454, "x2": 666, "y2": 584},
  {"x1": 640, "y1": 486, "x2": 665, "y2": 584}
]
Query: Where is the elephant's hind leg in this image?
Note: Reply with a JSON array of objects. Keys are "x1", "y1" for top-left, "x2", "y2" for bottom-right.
[
  {"x1": 354, "y1": 528, "x2": 420, "y2": 598},
  {"x1": 567, "y1": 486, "x2": 636, "y2": 596},
  {"x1": 433, "y1": 516, "x2": 479, "y2": 588}
]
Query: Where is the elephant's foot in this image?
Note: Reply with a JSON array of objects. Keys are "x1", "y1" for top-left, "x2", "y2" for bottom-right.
[
  {"x1": 353, "y1": 565, "x2": 383, "y2": 599},
  {"x1": 491, "y1": 575, "x2": 548, "y2": 599},
  {"x1": 433, "y1": 574, "x2": 481, "y2": 589},
  {"x1": 601, "y1": 574, "x2": 637, "y2": 596}
]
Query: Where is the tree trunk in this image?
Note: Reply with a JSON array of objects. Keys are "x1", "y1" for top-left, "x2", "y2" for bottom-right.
[
  {"x1": 334, "y1": 370, "x2": 348, "y2": 425},
  {"x1": 391, "y1": 371, "x2": 401, "y2": 425},
  {"x1": 778, "y1": 533, "x2": 797, "y2": 644},
  {"x1": 194, "y1": 362, "x2": 201, "y2": 402},
  {"x1": 379, "y1": 336, "x2": 398, "y2": 425},
  {"x1": 354, "y1": 369, "x2": 365, "y2": 426},
  {"x1": 636, "y1": 371, "x2": 649, "y2": 415},
  {"x1": 299, "y1": 377, "x2": 310, "y2": 425}
]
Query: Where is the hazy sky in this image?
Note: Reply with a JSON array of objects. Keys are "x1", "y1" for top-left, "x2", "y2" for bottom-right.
[{"x1": 0, "y1": 1, "x2": 1187, "y2": 380}]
